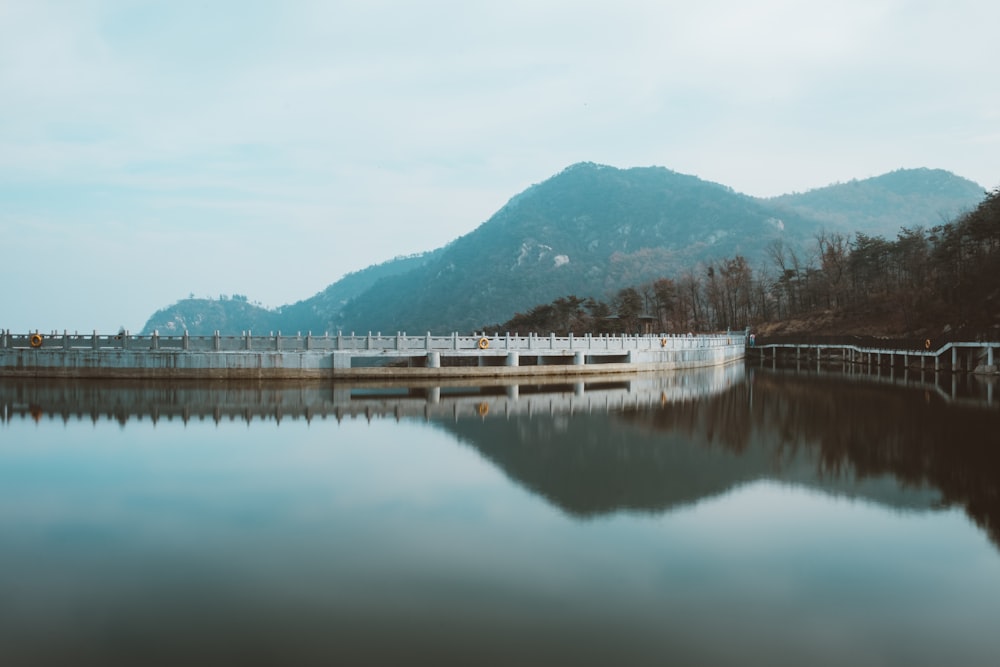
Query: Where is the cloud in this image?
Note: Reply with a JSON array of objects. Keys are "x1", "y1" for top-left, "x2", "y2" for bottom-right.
[{"x1": 1, "y1": 0, "x2": 997, "y2": 332}]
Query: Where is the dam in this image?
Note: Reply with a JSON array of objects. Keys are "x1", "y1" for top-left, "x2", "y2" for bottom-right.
[{"x1": 1, "y1": 330, "x2": 746, "y2": 380}]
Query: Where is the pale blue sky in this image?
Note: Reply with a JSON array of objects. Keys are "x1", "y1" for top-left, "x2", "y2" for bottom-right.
[{"x1": 2, "y1": 1, "x2": 997, "y2": 333}]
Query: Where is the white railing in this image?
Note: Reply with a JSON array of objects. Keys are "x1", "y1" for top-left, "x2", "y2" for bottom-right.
[{"x1": 1, "y1": 330, "x2": 743, "y2": 354}]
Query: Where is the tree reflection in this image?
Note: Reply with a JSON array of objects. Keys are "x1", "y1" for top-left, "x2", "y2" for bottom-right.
[{"x1": 441, "y1": 370, "x2": 1000, "y2": 549}]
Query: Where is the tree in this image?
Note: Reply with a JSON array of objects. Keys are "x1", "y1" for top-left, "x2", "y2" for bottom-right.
[{"x1": 613, "y1": 287, "x2": 644, "y2": 333}]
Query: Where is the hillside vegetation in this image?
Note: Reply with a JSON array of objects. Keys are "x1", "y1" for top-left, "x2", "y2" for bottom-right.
[
  {"x1": 488, "y1": 186, "x2": 1000, "y2": 341},
  {"x1": 141, "y1": 163, "x2": 987, "y2": 337}
]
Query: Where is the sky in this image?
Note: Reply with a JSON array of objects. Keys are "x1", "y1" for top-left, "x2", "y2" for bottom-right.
[{"x1": 2, "y1": 0, "x2": 998, "y2": 334}]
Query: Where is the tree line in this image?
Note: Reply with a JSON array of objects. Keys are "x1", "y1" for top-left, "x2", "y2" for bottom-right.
[{"x1": 484, "y1": 187, "x2": 1000, "y2": 337}]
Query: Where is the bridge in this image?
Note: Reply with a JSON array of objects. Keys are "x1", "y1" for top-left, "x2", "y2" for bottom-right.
[{"x1": 1, "y1": 329, "x2": 746, "y2": 379}]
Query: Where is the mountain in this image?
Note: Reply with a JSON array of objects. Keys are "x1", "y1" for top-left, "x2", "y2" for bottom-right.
[
  {"x1": 142, "y1": 251, "x2": 441, "y2": 336},
  {"x1": 765, "y1": 168, "x2": 984, "y2": 238},
  {"x1": 141, "y1": 163, "x2": 987, "y2": 336},
  {"x1": 311, "y1": 163, "x2": 817, "y2": 334},
  {"x1": 142, "y1": 295, "x2": 279, "y2": 336}
]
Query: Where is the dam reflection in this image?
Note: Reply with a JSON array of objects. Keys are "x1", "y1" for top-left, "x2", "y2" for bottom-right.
[
  {"x1": 3, "y1": 363, "x2": 998, "y2": 550},
  {"x1": 0, "y1": 362, "x2": 745, "y2": 425}
]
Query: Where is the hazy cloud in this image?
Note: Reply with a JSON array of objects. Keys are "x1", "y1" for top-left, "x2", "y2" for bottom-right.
[{"x1": 2, "y1": 0, "x2": 997, "y2": 332}]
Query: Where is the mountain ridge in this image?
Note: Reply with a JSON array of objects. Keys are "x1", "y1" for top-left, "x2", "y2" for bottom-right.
[{"x1": 141, "y1": 163, "x2": 987, "y2": 335}]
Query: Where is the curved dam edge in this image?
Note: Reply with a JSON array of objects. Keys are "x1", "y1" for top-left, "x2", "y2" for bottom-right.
[{"x1": 0, "y1": 344, "x2": 746, "y2": 380}]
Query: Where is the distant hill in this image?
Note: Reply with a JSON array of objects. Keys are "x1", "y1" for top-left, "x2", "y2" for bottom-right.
[
  {"x1": 143, "y1": 252, "x2": 440, "y2": 336},
  {"x1": 141, "y1": 163, "x2": 987, "y2": 335},
  {"x1": 765, "y1": 168, "x2": 984, "y2": 238},
  {"x1": 142, "y1": 296, "x2": 278, "y2": 336}
]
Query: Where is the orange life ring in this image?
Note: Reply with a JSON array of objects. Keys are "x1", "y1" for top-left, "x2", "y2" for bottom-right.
[
  {"x1": 30, "y1": 333, "x2": 43, "y2": 348},
  {"x1": 924, "y1": 339, "x2": 931, "y2": 350},
  {"x1": 478, "y1": 402, "x2": 489, "y2": 417},
  {"x1": 660, "y1": 338, "x2": 667, "y2": 347},
  {"x1": 478, "y1": 337, "x2": 489, "y2": 349}
]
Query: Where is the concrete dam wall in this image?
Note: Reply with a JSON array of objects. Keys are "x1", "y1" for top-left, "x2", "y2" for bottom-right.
[{"x1": 1, "y1": 330, "x2": 746, "y2": 380}]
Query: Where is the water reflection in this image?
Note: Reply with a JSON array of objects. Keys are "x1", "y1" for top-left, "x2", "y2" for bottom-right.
[
  {"x1": 0, "y1": 362, "x2": 745, "y2": 425},
  {"x1": 2, "y1": 365, "x2": 1000, "y2": 666},
  {"x1": 3, "y1": 364, "x2": 998, "y2": 548}
]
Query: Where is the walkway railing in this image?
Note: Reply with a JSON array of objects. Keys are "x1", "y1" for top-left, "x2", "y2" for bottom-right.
[{"x1": 1, "y1": 330, "x2": 741, "y2": 354}]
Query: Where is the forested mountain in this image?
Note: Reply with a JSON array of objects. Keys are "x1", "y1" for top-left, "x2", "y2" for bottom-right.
[
  {"x1": 141, "y1": 163, "x2": 987, "y2": 336},
  {"x1": 330, "y1": 163, "x2": 819, "y2": 333},
  {"x1": 493, "y1": 185, "x2": 1000, "y2": 339},
  {"x1": 766, "y1": 168, "x2": 983, "y2": 238}
]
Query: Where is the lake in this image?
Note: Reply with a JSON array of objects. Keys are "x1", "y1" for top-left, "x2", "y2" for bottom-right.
[{"x1": 2, "y1": 364, "x2": 999, "y2": 666}]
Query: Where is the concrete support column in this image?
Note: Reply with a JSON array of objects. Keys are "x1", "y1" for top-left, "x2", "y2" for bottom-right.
[
  {"x1": 427, "y1": 386, "x2": 440, "y2": 403},
  {"x1": 574, "y1": 351, "x2": 585, "y2": 366},
  {"x1": 988, "y1": 346, "x2": 994, "y2": 366},
  {"x1": 506, "y1": 385, "x2": 519, "y2": 400},
  {"x1": 427, "y1": 351, "x2": 440, "y2": 368},
  {"x1": 952, "y1": 347, "x2": 958, "y2": 371},
  {"x1": 506, "y1": 352, "x2": 519, "y2": 367}
]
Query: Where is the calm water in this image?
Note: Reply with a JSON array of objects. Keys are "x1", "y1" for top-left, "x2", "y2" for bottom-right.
[{"x1": 2, "y1": 365, "x2": 999, "y2": 666}]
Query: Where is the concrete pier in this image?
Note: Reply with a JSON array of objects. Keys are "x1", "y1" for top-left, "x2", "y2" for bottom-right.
[{"x1": 1, "y1": 330, "x2": 745, "y2": 380}]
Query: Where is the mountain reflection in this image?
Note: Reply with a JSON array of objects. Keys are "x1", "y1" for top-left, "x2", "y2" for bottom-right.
[
  {"x1": 3, "y1": 367, "x2": 998, "y2": 549},
  {"x1": 439, "y1": 368, "x2": 1000, "y2": 550}
]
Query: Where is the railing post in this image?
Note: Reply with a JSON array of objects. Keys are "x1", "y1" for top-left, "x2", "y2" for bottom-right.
[
  {"x1": 214, "y1": 330, "x2": 221, "y2": 351},
  {"x1": 183, "y1": 330, "x2": 190, "y2": 351},
  {"x1": 152, "y1": 330, "x2": 159, "y2": 350}
]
